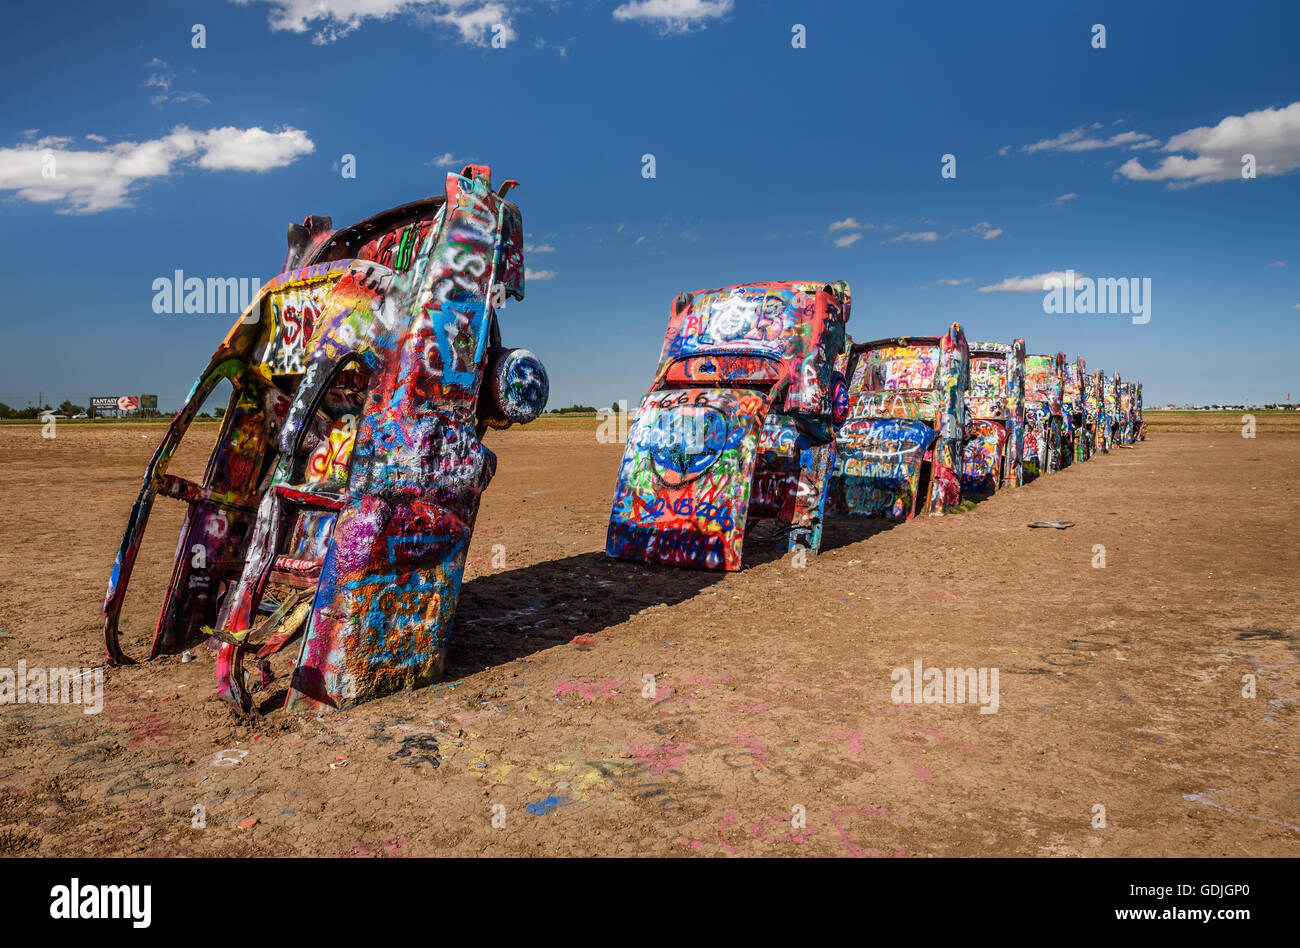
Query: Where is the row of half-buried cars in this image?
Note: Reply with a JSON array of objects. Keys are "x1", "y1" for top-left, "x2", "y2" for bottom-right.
[
  {"x1": 607, "y1": 281, "x2": 1145, "y2": 575},
  {"x1": 101, "y1": 178, "x2": 1144, "y2": 714}
]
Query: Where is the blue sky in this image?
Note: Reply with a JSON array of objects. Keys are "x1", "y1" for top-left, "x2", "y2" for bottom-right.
[{"x1": 2, "y1": 0, "x2": 1297, "y2": 410}]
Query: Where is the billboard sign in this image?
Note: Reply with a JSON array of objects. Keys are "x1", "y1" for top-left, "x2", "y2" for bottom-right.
[{"x1": 91, "y1": 395, "x2": 146, "y2": 417}]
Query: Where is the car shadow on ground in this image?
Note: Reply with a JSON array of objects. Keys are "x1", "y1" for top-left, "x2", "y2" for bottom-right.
[
  {"x1": 446, "y1": 550, "x2": 723, "y2": 679},
  {"x1": 445, "y1": 514, "x2": 898, "y2": 680},
  {"x1": 814, "y1": 513, "x2": 901, "y2": 553}
]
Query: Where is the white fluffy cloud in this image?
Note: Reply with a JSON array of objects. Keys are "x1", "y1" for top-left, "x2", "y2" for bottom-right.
[
  {"x1": 428, "y1": 151, "x2": 468, "y2": 168},
  {"x1": 0, "y1": 126, "x2": 314, "y2": 213},
  {"x1": 197, "y1": 126, "x2": 314, "y2": 171},
  {"x1": 435, "y1": 2, "x2": 516, "y2": 44},
  {"x1": 978, "y1": 271, "x2": 1085, "y2": 293},
  {"x1": 234, "y1": 0, "x2": 516, "y2": 46},
  {"x1": 828, "y1": 216, "x2": 869, "y2": 232},
  {"x1": 829, "y1": 217, "x2": 871, "y2": 247},
  {"x1": 1118, "y1": 102, "x2": 1300, "y2": 187},
  {"x1": 525, "y1": 267, "x2": 556, "y2": 281},
  {"x1": 612, "y1": 0, "x2": 733, "y2": 33}
]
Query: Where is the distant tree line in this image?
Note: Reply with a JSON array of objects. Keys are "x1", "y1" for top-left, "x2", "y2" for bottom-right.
[
  {"x1": 547, "y1": 400, "x2": 628, "y2": 414},
  {"x1": 0, "y1": 400, "x2": 85, "y2": 419}
]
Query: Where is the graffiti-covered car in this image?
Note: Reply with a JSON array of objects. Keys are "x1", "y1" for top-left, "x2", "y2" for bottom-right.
[
  {"x1": 1023, "y1": 352, "x2": 1068, "y2": 476},
  {"x1": 1087, "y1": 369, "x2": 1108, "y2": 454},
  {"x1": 606, "y1": 281, "x2": 851, "y2": 571},
  {"x1": 828, "y1": 323, "x2": 970, "y2": 519},
  {"x1": 1116, "y1": 380, "x2": 1131, "y2": 445},
  {"x1": 1062, "y1": 357, "x2": 1090, "y2": 462},
  {"x1": 1101, "y1": 372, "x2": 1119, "y2": 452},
  {"x1": 1133, "y1": 381, "x2": 1146, "y2": 441},
  {"x1": 960, "y1": 339, "x2": 1025, "y2": 494},
  {"x1": 1117, "y1": 379, "x2": 1141, "y2": 446},
  {"x1": 103, "y1": 165, "x2": 549, "y2": 713}
]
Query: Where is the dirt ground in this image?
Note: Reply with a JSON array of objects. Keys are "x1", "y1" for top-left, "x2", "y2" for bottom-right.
[{"x1": 0, "y1": 413, "x2": 1297, "y2": 857}]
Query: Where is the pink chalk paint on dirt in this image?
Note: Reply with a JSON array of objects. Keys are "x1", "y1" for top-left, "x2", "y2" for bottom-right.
[
  {"x1": 814, "y1": 728, "x2": 873, "y2": 762},
  {"x1": 830, "y1": 807, "x2": 908, "y2": 859},
  {"x1": 896, "y1": 722, "x2": 948, "y2": 745},
  {"x1": 628, "y1": 741, "x2": 691, "y2": 775},
  {"x1": 732, "y1": 735, "x2": 768, "y2": 770},
  {"x1": 680, "y1": 811, "x2": 743, "y2": 854},
  {"x1": 958, "y1": 743, "x2": 997, "y2": 761}
]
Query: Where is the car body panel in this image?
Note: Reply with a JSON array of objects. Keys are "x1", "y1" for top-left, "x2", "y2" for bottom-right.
[
  {"x1": 1087, "y1": 370, "x2": 1108, "y2": 454},
  {"x1": 1101, "y1": 372, "x2": 1119, "y2": 451},
  {"x1": 1023, "y1": 351, "x2": 1067, "y2": 476},
  {"x1": 830, "y1": 323, "x2": 970, "y2": 519},
  {"x1": 607, "y1": 281, "x2": 850, "y2": 570},
  {"x1": 1117, "y1": 380, "x2": 1140, "y2": 445},
  {"x1": 104, "y1": 166, "x2": 547, "y2": 714},
  {"x1": 1063, "y1": 357, "x2": 1090, "y2": 462},
  {"x1": 960, "y1": 339, "x2": 1025, "y2": 493},
  {"x1": 285, "y1": 169, "x2": 535, "y2": 711},
  {"x1": 103, "y1": 259, "x2": 367, "y2": 664},
  {"x1": 1133, "y1": 381, "x2": 1145, "y2": 441},
  {"x1": 608, "y1": 389, "x2": 766, "y2": 570}
]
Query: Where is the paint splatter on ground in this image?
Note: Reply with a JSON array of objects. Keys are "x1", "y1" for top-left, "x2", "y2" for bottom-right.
[{"x1": 526, "y1": 796, "x2": 563, "y2": 816}]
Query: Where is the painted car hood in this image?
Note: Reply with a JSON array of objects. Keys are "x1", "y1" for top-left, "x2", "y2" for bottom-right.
[{"x1": 607, "y1": 388, "x2": 770, "y2": 571}]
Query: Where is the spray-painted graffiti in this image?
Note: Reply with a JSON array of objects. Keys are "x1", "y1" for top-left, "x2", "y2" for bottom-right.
[
  {"x1": 830, "y1": 325, "x2": 970, "y2": 519},
  {"x1": 1023, "y1": 352, "x2": 1069, "y2": 477},
  {"x1": 1116, "y1": 379, "x2": 1142, "y2": 446},
  {"x1": 260, "y1": 283, "x2": 326, "y2": 375},
  {"x1": 857, "y1": 345, "x2": 939, "y2": 391},
  {"x1": 103, "y1": 166, "x2": 547, "y2": 715},
  {"x1": 1062, "y1": 357, "x2": 1089, "y2": 462},
  {"x1": 960, "y1": 340, "x2": 1025, "y2": 493},
  {"x1": 607, "y1": 281, "x2": 850, "y2": 570},
  {"x1": 833, "y1": 416, "x2": 935, "y2": 517},
  {"x1": 1133, "y1": 381, "x2": 1145, "y2": 441},
  {"x1": 961, "y1": 419, "x2": 1004, "y2": 493},
  {"x1": 1087, "y1": 370, "x2": 1107, "y2": 455},
  {"x1": 1101, "y1": 372, "x2": 1118, "y2": 452},
  {"x1": 609, "y1": 390, "x2": 764, "y2": 570}
]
